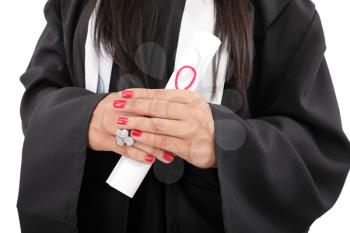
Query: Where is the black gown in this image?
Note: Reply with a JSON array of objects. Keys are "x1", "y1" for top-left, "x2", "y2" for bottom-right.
[{"x1": 17, "y1": 0, "x2": 350, "y2": 233}]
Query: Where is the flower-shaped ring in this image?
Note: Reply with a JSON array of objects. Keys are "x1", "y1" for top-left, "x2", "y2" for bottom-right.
[{"x1": 115, "y1": 128, "x2": 135, "y2": 147}]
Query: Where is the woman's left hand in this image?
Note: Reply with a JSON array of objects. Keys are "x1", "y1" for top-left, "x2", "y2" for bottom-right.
[{"x1": 114, "y1": 88, "x2": 216, "y2": 168}]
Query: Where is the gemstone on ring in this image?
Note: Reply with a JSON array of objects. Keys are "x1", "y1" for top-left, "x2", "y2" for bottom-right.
[
  {"x1": 116, "y1": 128, "x2": 122, "y2": 137},
  {"x1": 120, "y1": 129, "x2": 129, "y2": 138},
  {"x1": 116, "y1": 136, "x2": 125, "y2": 146},
  {"x1": 124, "y1": 136, "x2": 135, "y2": 146}
]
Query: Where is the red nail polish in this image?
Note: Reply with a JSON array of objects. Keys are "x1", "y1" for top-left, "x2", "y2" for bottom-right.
[
  {"x1": 145, "y1": 154, "x2": 155, "y2": 163},
  {"x1": 122, "y1": 90, "x2": 133, "y2": 99},
  {"x1": 163, "y1": 152, "x2": 174, "y2": 162},
  {"x1": 117, "y1": 116, "x2": 128, "y2": 125},
  {"x1": 131, "y1": 130, "x2": 143, "y2": 137},
  {"x1": 113, "y1": 100, "x2": 126, "y2": 109}
]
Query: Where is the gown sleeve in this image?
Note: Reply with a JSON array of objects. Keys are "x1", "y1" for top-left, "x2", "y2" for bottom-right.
[
  {"x1": 209, "y1": 4, "x2": 350, "y2": 233},
  {"x1": 17, "y1": 0, "x2": 109, "y2": 231}
]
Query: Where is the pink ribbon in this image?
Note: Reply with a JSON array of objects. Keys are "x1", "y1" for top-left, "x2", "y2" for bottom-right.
[{"x1": 175, "y1": 65, "x2": 197, "y2": 90}]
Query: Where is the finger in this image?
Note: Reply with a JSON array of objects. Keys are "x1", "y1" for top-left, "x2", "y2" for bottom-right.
[
  {"x1": 106, "y1": 97, "x2": 151, "y2": 136},
  {"x1": 104, "y1": 135, "x2": 156, "y2": 164},
  {"x1": 115, "y1": 115, "x2": 195, "y2": 138},
  {"x1": 130, "y1": 130, "x2": 189, "y2": 161},
  {"x1": 104, "y1": 111, "x2": 135, "y2": 136},
  {"x1": 122, "y1": 88, "x2": 202, "y2": 104},
  {"x1": 115, "y1": 98, "x2": 190, "y2": 120},
  {"x1": 133, "y1": 141, "x2": 174, "y2": 164}
]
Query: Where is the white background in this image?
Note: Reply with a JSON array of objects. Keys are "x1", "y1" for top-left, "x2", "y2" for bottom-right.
[{"x1": 0, "y1": 0, "x2": 349, "y2": 232}]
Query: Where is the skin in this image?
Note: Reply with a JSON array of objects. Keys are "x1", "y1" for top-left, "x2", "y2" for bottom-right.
[{"x1": 88, "y1": 88, "x2": 216, "y2": 168}]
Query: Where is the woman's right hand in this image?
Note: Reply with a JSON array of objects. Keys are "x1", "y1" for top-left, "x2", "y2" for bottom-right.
[{"x1": 88, "y1": 91, "x2": 175, "y2": 164}]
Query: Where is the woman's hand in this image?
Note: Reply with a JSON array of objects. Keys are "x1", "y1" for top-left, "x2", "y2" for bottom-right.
[
  {"x1": 88, "y1": 91, "x2": 173, "y2": 165},
  {"x1": 113, "y1": 88, "x2": 217, "y2": 168}
]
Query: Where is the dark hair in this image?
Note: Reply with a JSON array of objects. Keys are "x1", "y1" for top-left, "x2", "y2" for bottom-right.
[{"x1": 94, "y1": 0, "x2": 253, "y2": 95}]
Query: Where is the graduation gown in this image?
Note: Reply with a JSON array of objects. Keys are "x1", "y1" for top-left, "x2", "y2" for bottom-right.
[{"x1": 17, "y1": 0, "x2": 350, "y2": 232}]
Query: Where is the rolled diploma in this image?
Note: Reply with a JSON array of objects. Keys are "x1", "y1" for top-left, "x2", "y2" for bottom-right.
[{"x1": 106, "y1": 31, "x2": 221, "y2": 198}]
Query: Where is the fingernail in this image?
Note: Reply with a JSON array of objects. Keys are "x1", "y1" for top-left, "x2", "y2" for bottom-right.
[
  {"x1": 163, "y1": 152, "x2": 174, "y2": 162},
  {"x1": 117, "y1": 116, "x2": 128, "y2": 125},
  {"x1": 122, "y1": 90, "x2": 133, "y2": 99},
  {"x1": 145, "y1": 154, "x2": 155, "y2": 163},
  {"x1": 113, "y1": 100, "x2": 126, "y2": 109},
  {"x1": 131, "y1": 130, "x2": 143, "y2": 137}
]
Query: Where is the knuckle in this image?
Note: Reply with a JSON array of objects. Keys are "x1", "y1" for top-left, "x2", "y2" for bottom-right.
[
  {"x1": 158, "y1": 136, "x2": 168, "y2": 148},
  {"x1": 154, "y1": 89, "x2": 167, "y2": 100},
  {"x1": 125, "y1": 147, "x2": 141, "y2": 161},
  {"x1": 128, "y1": 99, "x2": 137, "y2": 110},
  {"x1": 152, "y1": 148, "x2": 164, "y2": 160},
  {"x1": 133, "y1": 117, "x2": 143, "y2": 130},
  {"x1": 150, "y1": 98, "x2": 161, "y2": 115},
  {"x1": 152, "y1": 118, "x2": 165, "y2": 132}
]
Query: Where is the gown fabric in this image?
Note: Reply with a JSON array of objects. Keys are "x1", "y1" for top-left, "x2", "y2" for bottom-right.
[{"x1": 17, "y1": 0, "x2": 350, "y2": 233}]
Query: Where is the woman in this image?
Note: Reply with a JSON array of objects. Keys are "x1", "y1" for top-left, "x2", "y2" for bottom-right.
[{"x1": 17, "y1": 0, "x2": 350, "y2": 232}]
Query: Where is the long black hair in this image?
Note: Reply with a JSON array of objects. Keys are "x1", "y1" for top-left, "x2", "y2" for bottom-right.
[{"x1": 94, "y1": 0, "x2": 253, "y2": 94}]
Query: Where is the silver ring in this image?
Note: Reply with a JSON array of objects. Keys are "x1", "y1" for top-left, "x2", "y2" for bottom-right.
[{"x1": 115, "y1": 128, "x2": 135, "y2": 146}]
